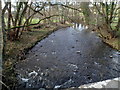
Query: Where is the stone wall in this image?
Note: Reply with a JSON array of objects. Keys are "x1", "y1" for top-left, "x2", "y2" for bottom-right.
[{"x1": 78, "y1": 77, "x2": 120, "y2": 88}]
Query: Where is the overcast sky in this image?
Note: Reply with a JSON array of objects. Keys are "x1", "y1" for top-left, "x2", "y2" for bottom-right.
[{"x1": 1, "y1": 0, "x2": 119, "y2": 8}]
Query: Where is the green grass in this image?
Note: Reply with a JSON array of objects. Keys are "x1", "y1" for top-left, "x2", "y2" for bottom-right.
[
  {"x1": 111, "y1": 23, "x2": 117, "y2": 30},
  {"x1": 29, "y1": 18, "x2": 61, "y2": 24},
  {"x1": 90, "y1": 21, "x2": 97, "y2": 25},
  {"x1": 31, "y1": 18, "x2": 40, "y2": 24},
  {"x1": 113, "y1": 17, "x2": 118, "y2": 22},
  {"x1": 52, "y1": 19, "x2": 60, "y2": 22},
  {"x1": 111, "y1": 16, "x2": 119, "y2": 30}
]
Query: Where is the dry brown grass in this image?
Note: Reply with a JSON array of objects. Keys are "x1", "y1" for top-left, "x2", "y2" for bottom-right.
[
  {"x1": 5, "y1": 26, "x2": 57, "y2": 67},
  {"x1": 104, "y1": 38, "x2": 119, "y2": 51},
  {"x1": 95, "y1": 25, "x2": 120, "y2": 51}
]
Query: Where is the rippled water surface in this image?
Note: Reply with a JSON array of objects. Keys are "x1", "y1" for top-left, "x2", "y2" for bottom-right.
[{"x1": 16, "y1": 24, "x2": 120, "y2": 89}]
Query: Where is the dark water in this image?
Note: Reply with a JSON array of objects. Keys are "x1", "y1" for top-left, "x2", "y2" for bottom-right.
[{"x1": 16, "y1": 24, "x2": 120, "y2": 89}]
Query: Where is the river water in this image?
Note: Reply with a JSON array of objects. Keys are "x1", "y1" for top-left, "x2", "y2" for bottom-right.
[{"x1": 16, "y1": 24, "x2": 120, "y2": 89}]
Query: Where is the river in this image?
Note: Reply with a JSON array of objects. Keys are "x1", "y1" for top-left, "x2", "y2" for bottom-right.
[{"x1": 15, "y1": 24, "x2": 120, "y2": 89}]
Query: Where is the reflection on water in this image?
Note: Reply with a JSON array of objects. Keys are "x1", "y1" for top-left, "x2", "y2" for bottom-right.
[{"x1": 72, "y1": 23, "x2": 88, "y2": 31}]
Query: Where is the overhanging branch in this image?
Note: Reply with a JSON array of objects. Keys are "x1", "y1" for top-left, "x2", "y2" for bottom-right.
[
  {"x1": 6, "y1": 15, "x2": 61, "y2": 30},
  {"x1": 48, "y1": 2, "x2": 81, "y2": 12}
]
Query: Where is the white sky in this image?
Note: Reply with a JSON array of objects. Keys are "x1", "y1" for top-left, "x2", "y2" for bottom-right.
[{"x1": 1, "y1": 0, "x2": 119, "y2": 8}]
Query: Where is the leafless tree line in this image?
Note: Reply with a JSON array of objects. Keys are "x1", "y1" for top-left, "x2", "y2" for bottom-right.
[
  {"x1": 0, "y1": 0, "x2": 120, "y2": 56},
  {"x1": 1, "y1": 1, "x2": 84, "y2": 41}
]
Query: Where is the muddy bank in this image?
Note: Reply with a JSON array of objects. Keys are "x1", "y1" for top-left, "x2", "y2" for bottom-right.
[{"x1": 15, "y1": 24, "x2": 120, "y2": 89}]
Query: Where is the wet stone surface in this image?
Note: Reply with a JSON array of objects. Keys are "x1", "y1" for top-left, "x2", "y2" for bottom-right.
[{"x1": 16, "y1": 24, "x2": 120, "y2": 89}]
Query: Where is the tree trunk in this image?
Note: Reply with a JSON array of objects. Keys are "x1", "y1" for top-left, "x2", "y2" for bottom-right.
[
  {"x1": 0, "y1": 0, "x2": 2, "y2": 89},
  {"x1": 7, "y1": 1, "x2": 11, "y2": 40},
  {"x1": 14, "y1": 2, "x2": 22, "y2": 32},
  {"x1": 80, "y1": 2, "x2": 92, "y2": 25},
  {"x1": 1, "y1": 2, "x2": 9, "y2": 61},
  {"x1": 15, "y1": 2, "x2": 28, "y2": 39},
  {"x1": 116, "y1": 9, "x2": 120, "y2": 31}
]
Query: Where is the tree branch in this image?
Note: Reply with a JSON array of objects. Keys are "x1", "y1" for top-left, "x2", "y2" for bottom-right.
[
  {"x1": 6, "y1": 15, "x2": 61, "y2": 30},
  {"x1": 48, "y1": 2, "x2": 81, "y2": 12}
]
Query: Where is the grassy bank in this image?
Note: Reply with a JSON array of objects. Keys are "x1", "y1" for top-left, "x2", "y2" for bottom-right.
[
  {"x1": 87, "y1": 18, "x2": 119, "y2": 51},
  {"x1": 3, "y1": 23, "x2": 72, "y2": 89},
  {"x1": 91, "y1": 25, "x2": 120, "y2": 51},
  {"x1": 103, "y1": 37, "x2": 119, "y2": 51}
]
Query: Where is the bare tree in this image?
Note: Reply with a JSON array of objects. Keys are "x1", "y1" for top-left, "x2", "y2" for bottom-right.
[
  {"x1": 93, "y1": 2, "x2": 120, "y2": 38},
  {"x1": 0, "y1": 1, "x2": 3, "y2": 80},
  {"x1": 116, "y1": 7, "x2": 120, "y2": 31},
  {"x1": 7, "y1": 1, "x2": 11, "y2": 40},
  {"x1": 2, "y1": 2, "x2": 9, "y2": 59},
  {"x1": 80, "y1": 2, "x2": 92, "y2": 25}
]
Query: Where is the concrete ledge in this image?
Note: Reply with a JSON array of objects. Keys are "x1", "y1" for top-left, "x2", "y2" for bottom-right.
[{"x1": 78, "y1": 77, "x2": 120, "y2": 88}]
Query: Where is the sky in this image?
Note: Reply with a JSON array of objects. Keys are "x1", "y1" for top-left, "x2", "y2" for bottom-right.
[{"x1": 1, "y1": 0, "x2": 119, "y2": 8}]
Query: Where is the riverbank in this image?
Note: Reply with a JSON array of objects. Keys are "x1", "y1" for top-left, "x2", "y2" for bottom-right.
[
  {"x1": 89, "y1": 25, "x2": 120, "y2": 51},
  {"x1": 103, "y1": 38, "x2": 119, "y2": 51},
  {"x1": 3, "y1": 22, "x2": 72, "y2": 89}
]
